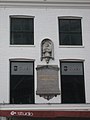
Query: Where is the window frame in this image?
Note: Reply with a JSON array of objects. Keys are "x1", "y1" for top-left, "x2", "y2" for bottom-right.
[
  {"x1": 10, "y1": 15, "x2": 35, "y2": 46},
  {"x1": 60, "y1": 59, "x2": 86, "y2": 104},
  {"x1": 58, "y1": 16, "x2": 83, "y2": 47},
  {"x1": 9, "y1": 59, "x2": 35, "y2": 104}
]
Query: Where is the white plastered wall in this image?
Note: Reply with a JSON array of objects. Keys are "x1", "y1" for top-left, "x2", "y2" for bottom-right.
[{"x1": 0, "y1": 6, "x2": 90, "y2": 104}]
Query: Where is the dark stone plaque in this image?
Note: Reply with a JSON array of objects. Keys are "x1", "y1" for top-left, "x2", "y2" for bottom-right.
[{"x1": 36, "y1": 65, "x2": 60, "y2": 100}]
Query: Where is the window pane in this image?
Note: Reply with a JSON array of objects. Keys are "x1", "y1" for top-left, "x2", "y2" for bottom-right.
[
  {"x1": 11, "y1": 18, "x2": 33, "y2": 31},
  {"x1": 11, "y1": 32, "x2": 34, "y2": 45},
  {"x1": 60, "y1": 33, "x2": 82, "y2": 45},
  {"x1": 10, "y1": 17, "x2": 34, "y2": 45},
  {"x1": 59, "y1": 19, "x2": 70, "y2": 32},
  {"x1": 70, "y1": 19, "x2": 81, "y2": 32},
  {"x1": 11, "y1": 18, "x2": 22, "y2": 31},
  {"x1": 60, "y1": 33, "x2": 70, "y2": 45},
  {"x1": 61, "y1": 75, "x2": 85, "y2": 103},
  {"x1": 71, "y1": 33, "x2": 82, "y2": 45}
]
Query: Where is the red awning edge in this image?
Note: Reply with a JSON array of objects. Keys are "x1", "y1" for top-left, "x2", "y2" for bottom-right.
[{"x1": 0, "y1": 110, "x2": 90, "y2": 118}]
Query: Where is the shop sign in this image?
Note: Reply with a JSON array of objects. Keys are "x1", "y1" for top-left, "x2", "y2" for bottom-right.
[
  {"x1": 11, "y1": 62, "x2": 33, "y2": 75},
  {"x1": 10, "y1": 111, "x2": 33, "y2": 116},
  {"x1": 61, "y1": 62, "x2": 83, "y2": 75}
]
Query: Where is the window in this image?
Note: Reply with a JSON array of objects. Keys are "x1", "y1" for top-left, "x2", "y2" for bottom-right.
[
  {"x1": 10, "y1": 61, "x2": 34, "y2": 104},
  {"x1": 60, "y1": 60, "x2": 85, "y2": 103},
  {"x1": 10, "y1": 16, "x2": 34, "y2": 45},
  {"x1": 58, "y1": 17, "x2": 82, "y2": 46}
]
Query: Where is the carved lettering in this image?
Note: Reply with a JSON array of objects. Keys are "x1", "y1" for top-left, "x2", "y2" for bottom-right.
[{"x1": 38, "y1": 75, "x2": 57, "y2": 80}]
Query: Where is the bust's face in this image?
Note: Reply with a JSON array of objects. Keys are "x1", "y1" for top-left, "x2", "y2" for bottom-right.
[
  {"x1": 43, "y1": 41, "x2": 51, "y2": 52},
  {"x1": 45, "y1": 43, "x2": 49, "y2": 47}
]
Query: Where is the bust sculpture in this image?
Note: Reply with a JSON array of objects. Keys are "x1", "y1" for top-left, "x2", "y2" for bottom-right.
[{"x1": 41, "y1": 38, "x2": 54, "y2": 63}]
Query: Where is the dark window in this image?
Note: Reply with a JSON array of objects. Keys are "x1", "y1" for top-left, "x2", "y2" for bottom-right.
[
  {"x1": 60, "y1": 61, "x2": 85, "y2": 103},
  {"x1": 58, "y1": 19, "x2": 82, "y2": 45},
  {"x1": 10, "y1": 61, "x2": 34, "y2": 104},
  {"x1": 10, "y1": 17, "x2": 34, "y2": 45}
]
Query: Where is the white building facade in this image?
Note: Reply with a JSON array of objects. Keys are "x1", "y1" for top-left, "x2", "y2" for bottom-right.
[{"x1": 0, "y1": 0, "x2": 90, "y2": 119}]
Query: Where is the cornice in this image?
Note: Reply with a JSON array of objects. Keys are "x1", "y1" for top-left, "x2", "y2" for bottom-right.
[
  {"x1": 0, "y1": 0, "x2": 90, "y2": 2},
  {"x1": 0, "y1": 0, "x2": 90, "y2": 8}
]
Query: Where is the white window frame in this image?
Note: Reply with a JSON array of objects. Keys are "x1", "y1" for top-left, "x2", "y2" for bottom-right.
[
  {"x1": 10, "y1": 15, "x2": 35, "y2": 47},
  {"x1": 60, "y1": 59, "x2": 86, "y2": 103},
  {"x1": 58, "y1": 16, "x2": 84, "y2": 48}
]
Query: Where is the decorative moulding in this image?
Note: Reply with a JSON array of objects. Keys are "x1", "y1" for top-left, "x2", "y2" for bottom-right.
[
  {"x1": 0, "y1": 0, "x2": 90, "y2": 7},
  {"x1": 1, "y1": 0, "x2": 90, "y2": 3}
]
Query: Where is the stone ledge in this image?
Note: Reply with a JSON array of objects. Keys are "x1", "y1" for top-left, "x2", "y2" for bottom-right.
[{"x1": 0, "y1": 0, "x2": 90, "y2": 8}]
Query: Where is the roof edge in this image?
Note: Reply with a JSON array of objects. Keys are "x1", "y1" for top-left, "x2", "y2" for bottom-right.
[
  {"x1": 0, "y1": 0, "x2": 90, "y2": 2},
  {"x1": 0, "y1": 0, "x2": 90, "y2": 8}
]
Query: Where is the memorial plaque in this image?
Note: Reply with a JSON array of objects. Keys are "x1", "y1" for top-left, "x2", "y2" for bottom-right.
[{"x1": 36, "y1": 65, "x2": 60, "y2": 99}]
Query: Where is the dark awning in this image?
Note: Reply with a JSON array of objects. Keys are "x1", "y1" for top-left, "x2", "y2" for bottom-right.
[{"x1": 0, "y1": 110, "x2": 90, "y2": 118}]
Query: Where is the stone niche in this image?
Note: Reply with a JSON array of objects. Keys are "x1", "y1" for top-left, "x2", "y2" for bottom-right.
[
  {"x1": 36, "y1": 65, "x2": 60, "y2": 100},
  {"x1": 41, "y1": 38, "x2": 54, "y2": 64}
]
